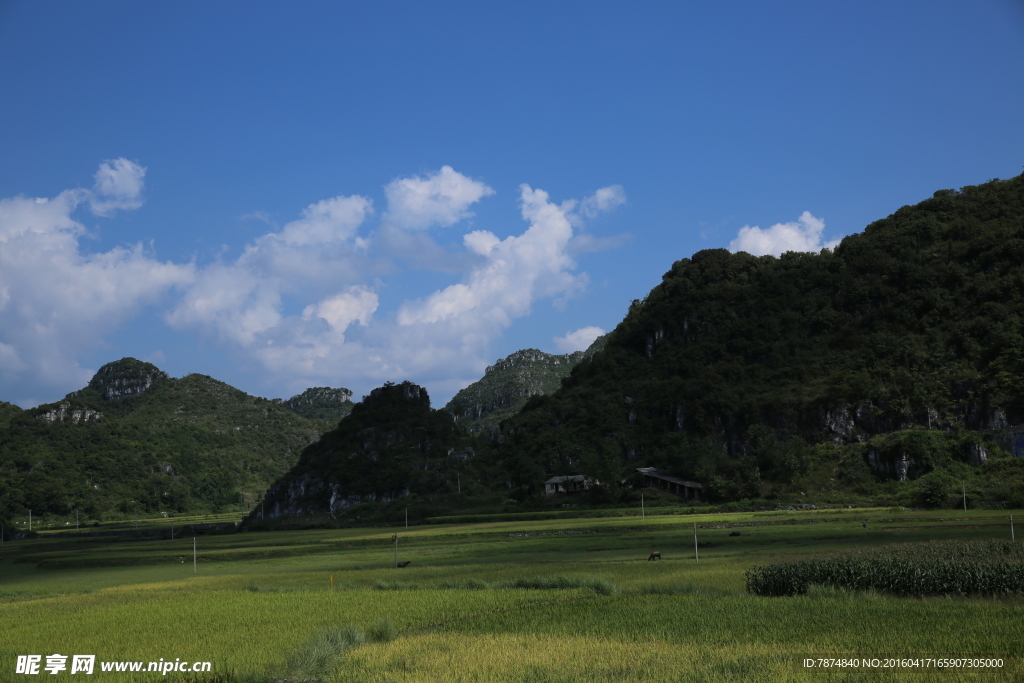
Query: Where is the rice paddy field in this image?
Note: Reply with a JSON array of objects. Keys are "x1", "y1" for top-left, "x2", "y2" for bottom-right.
[{"x1": 2, "y1": 506, "x2": 1023, "y2": 682}]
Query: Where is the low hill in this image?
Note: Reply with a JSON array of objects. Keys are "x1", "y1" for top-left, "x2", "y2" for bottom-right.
[
  {"x1": 444, "y1": 338, "x2": 607, "y2": 432},
  {"x1": 260, "y1": 381, "x2": 483, "y2": 521},
  {"x1": 0, "y1": 359, "x2": 351, "y2": 519}
]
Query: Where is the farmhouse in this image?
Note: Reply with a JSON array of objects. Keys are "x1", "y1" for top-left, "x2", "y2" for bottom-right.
[
  {"x1": 636, "y1": 467, "x2": 702, "y2": 500},
  {"x1": 543, "y1": 475, "x2": 598, "y2": 495}
]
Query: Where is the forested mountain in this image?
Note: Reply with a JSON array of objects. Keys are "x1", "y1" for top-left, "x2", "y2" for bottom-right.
[
  {"x1": 0, "y1": 359, "x2": 352, "y2": 519},
  {"x1": 491, "y1": 174, "x2": 1024, "y2": 506},
  {"x1": 444, "y1": 338, "x2": 607, "y2": 432}
]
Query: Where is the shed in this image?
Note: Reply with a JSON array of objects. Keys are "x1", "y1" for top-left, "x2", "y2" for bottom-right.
[
  {"x1": 543, "y1": 475, "x2": 598, "y2": 495},
  {"x1": 636, "y1": 467, "x2": 702, "y2": 500}
]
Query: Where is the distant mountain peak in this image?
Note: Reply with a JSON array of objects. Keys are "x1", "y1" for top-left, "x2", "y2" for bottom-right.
[
  {"x1": 364, "y1": 381, "x2": 430, "y2": 408},
  {"x1": 87, "y1": 357, "x2": 170, "y2": 400},
  {"x1": 485, "y1": 348, "x2": 584, "y2": 375},
  {"x1": 278, "y1": 386, "x2": 355, "y2": 423},
  {"x1": 446, "y1": 336, "x2": 608, "y2": 432}
]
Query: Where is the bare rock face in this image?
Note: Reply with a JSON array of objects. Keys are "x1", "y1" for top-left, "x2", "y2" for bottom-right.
[
  {"x1": 37, "y1": 402, "x2": 102, "y2": 424},
  {"x1": 87, "y1": 358, "x2": 169, "y2": 400},
  {"x1": 968, "y1": 442, "x2": 988, "y2": 466},
  {"x1": 824, "y1": 404, "x2": 854, "y2": 439}
]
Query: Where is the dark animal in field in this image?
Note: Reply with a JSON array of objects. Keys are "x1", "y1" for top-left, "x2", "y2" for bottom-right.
[
  {"x1": 396, "y1": 561, "x2": 411, "y2": 568},
  {"x1": 648, "y1": 551, "x2": 661, "y2": 561},
  {"x1": 729, "y1": 531, "x2": 741, "y2": 536}
]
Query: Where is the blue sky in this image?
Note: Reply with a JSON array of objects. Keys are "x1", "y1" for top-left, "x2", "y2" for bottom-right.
[{"x1": 1, "y1": 1, "x2": 1022, "y2": 408}]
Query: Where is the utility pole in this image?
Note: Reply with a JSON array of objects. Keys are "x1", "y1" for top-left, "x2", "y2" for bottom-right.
[
  {"x1": 193, "y1": 537, "x2": 196, "y2": 575},
  {"x1": 693, "y1": 522, "x2": 699, "y2": 563},
  {"x1": 962, "y1": 483, "x2": 967, "y2": 512},
  {"x1": 405, "y1": 507, "x2": 408, "y2": 529},
  {"x1": 392, "y1": 534, "x2": 399, "y2": 568}
]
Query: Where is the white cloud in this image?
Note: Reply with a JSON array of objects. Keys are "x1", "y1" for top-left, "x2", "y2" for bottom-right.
[
  {"x1": 0, "y1": 165, "x2": 192, "y2": 403},
  {"x1": 728, "y1": 211, "x2": 839, "y2": 257},
  {"x1": 383, "y1": 165, "x2": 494, "y2": 230},
  {"x1": 553, "y1": 326, "x2": 605, "y2": 353},
  {"x1": 396, "y1": 184, "x2": 581, "y2": 326},
  {"x1": 278, "y1": 195, "x2": 372, "y2": 246},
  {"x1": 166, "y1": 194, "x2": 375, "y2": 346},
  {"x1": 302, "y1": 286, "x2": 378, "y2": 333},
  {"x1": 578, "y1": 184, "x2": 626, "y2": 218},
  {"x1": 89, "y1": 158, "x2": 146, "y2": 216}
]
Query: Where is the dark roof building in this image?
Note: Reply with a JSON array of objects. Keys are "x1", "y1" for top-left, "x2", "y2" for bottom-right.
[{"x1": 636, "y1": 467, "x2": 702, "y2": 500}]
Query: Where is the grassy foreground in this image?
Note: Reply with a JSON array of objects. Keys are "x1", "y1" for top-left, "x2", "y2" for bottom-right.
[{"x1": 1, "y1": 506, "x2": 1022, "y2": 681}]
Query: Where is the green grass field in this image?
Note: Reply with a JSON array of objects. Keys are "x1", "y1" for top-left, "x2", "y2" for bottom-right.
[{"x1": 2, "y1": 506, "x2": 1022, "y2": 681}]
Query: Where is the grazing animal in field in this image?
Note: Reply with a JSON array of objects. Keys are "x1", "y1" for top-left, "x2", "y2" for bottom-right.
[
  {"x1": 396, "y1": 561, "x2": 411, "y2": 568},
  {"x1": 729, "y1": 531, "x2": 741, "y2": 536},
  {"x1": 648, "y1": 551, "x2": 661, "y2": 561}
]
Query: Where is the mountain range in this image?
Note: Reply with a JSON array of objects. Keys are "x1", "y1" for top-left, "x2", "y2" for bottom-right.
[{"x1": 0, "y1": 359, "x2": 352, "y2": 519}]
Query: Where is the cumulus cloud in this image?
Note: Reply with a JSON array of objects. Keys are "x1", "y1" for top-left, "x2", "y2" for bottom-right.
[
  {"x1": 165, "y1": 194, "x2": 374, "y2": 346},
  {"x1": 553, "y1": 326, "x2": 604, "y2": 353},
  {"x1": 302, "y1": 286, "x2": 378, "y2": 334},
  {"x1": 1, "y1": 162, "x2": 628, "y2": 406},
  {"x1": 89, "y1": 158, "x2": 146, "y2": 216},
  {"x1": 396, "y1": 184, "x2": 581, "y2": 327},
  {"x1": 383, "y1": 165, "x2": 494, "y2": 230},
  {"x1": 728, "y1": 211, "x2": 839, "y2": 257},
  {"x1": 0, "y1": 166, "x2": 192, "y2": 404}
]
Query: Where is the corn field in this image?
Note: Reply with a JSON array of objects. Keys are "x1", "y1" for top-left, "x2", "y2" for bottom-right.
[{"x1": 746, "y1": 540, "x2": 1024, "y2": 597}]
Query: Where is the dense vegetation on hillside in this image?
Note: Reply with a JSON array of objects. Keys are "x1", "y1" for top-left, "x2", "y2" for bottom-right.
[
  {"x1": 492, "y1": 174, "x2": 1024, "y2": 506},
  {"x1": 445, "y1": 339, "x2": 606, "y2": 433},
  {"x1": 0, "y1": 359, "x2": 349, "y2": 521}
]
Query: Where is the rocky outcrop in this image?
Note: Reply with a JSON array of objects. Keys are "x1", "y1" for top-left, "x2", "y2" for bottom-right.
[{"x1": 37, "y1": 402, "x2": 102, "y2": 424}]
